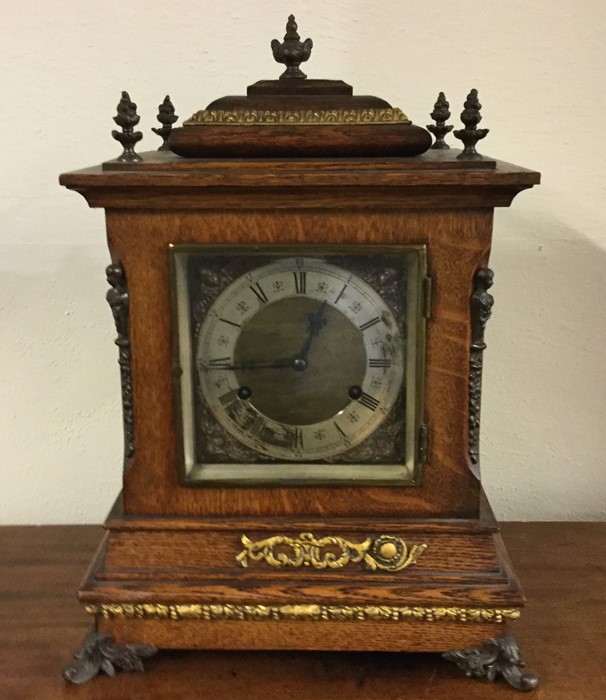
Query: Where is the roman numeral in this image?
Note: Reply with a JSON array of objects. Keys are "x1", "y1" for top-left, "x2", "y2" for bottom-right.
[
  {"x1": 335, "y1": 284, "x2": 347, "y2": 303},
  {"x1": 293, "y1": 271, "x2": 307, "y2": 295},
  {"x1": 334, "y1": 421, "x2": 347, "y2": 438},
  {"x1": 290, "y1": 427, "x2": 304, "y2": 449},
  {"x1": 250, "y1": 283, "x2": 268, "y2": 304},
  {"x1": 369, "y1": 358, "x2": 391, "y2": 368},
  {"x1": 208, "y1": 357, "x2": 232, "y2": 369},
  {"x1": 359, "y1": 317, "x2": 381, "y2": 332},
  {"x1": 358, "y1": 392, "x2": 380, "y2": 411},
  {"x1": 333, "y1": 420, "x2": 351, "y2": 447},
  {"x1": 250, "y1": 416, "x2": 267, "y2": 439},
  {"x1": 219, "y1": 317, "x2": 241, "y2": 329},
  {"x1": 219, "y1": 388, "x2": 239, "y2": 406}
]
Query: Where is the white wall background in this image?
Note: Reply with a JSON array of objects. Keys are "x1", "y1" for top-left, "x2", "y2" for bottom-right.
[{"x1": 2, "y1": 1, "x2": 605, "y2": 524}]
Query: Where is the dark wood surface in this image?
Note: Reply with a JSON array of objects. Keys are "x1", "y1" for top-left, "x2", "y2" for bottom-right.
[{"x1": 1, "y1": 522, "x2": 603, "y2": 699}]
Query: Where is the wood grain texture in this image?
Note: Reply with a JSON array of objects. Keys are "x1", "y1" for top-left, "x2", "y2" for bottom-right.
[
  {"x1": 55, "y1": 152, "x2": 542, "y2": 667},
  {"x1": 168, "y1": 123, "x2": 433, "y2": 158},
  {"x1": 78, "y1": 501, "x2": 524, "y2": 624},
  {"x1": 0, "y1": 523, "x2": 603, "y2": 699},
  {"x1": 60, "y1": 152, "x2": 539, "y2": 210},
  {"x1": 99, "y1": 617, "x2": 503, "y2": 652},
  {"x1": 57, "y1": 151, "x2": 539, "y2": 522},
  {"x1": 105, "y1": 208, "x2": 492, "y2": 518}
]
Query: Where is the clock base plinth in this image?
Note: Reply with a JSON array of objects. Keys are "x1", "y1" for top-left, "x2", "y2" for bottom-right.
[{"x1": 76, "y1": 493, "x2": 528, "y2": 675}]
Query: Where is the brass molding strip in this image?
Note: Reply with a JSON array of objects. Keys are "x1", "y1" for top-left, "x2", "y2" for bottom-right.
[
  {"x1": 236, "y1": 532, "x2": 427, "y2": 572},
  {"x1": 183, "y1": 108, "x2": 411, "y2": 127},
  {"x1": 86, "y1": 603, "x2": 520, "y2": 624}
]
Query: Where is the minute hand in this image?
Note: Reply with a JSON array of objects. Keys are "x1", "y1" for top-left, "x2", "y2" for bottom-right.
[
  {"x1": 203, "y1": 358, "x2": 295, "y2": 371},
  {"x1": 298, "y1": 301, "x2": 329, "y2": 358}
]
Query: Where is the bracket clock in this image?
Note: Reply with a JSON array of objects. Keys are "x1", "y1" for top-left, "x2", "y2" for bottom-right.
[{"x1": 60, "y1": 16, "x2": 541, "y2": 691}]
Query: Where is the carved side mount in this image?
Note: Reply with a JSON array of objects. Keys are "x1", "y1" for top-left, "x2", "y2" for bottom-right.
[
  {"x1": 106, "y1": 263, "x2": 134, "y2": 462},
  {"x1": 236, "y1": 532, "x2": 427, "y2": 572},
  {"x1": 63, "y1": 630, "x2": 157, "y2": 685},
  {"x1": 443, "y1": 632, "x2": 539, "y2": 692},
  {"x1": 468, "y1": 268, "x2": 494, "y2": 471}
]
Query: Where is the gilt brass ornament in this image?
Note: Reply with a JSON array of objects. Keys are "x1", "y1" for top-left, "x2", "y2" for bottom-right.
[
  {"x1": 236, "y1": 532, "x2": 428, "y2": 571},
  {"x1": 183, "y1": 108, "x2": 410, "y2": 127},
  {"x1": 85, "y1": 603, "x2": 521, "y2": 624}
]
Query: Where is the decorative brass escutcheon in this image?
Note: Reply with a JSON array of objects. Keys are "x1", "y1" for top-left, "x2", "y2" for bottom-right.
[
  {"x1": 236, "y1": 532, "x2": 427, "y2": 572},
  {"x1": 183, "y1": 108, "x2": 411, "y2": 127}
]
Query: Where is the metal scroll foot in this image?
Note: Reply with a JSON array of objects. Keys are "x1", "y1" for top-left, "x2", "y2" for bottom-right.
[
  {"x1": 62, "y1": 629, "x2": 157, "y2": 685},
  {"x1": 443, "y1": 632, "x2": 539, "y2": 692}
]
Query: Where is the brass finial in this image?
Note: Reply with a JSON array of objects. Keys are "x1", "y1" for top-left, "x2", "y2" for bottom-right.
[
  {"x1": 454, "y1": 89, "x2": 489, "y2": 160},
  {"x1": 271, "y1": 15, "x2": 313, "y2": 80},
  {"x1": 111, "y1": 91, "x2": 143, "y2": 162}
]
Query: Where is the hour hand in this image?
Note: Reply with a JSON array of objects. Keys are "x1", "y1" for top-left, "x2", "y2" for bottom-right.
[{"x1": 203, "y1": 357, "x2": 294, "y2": 371}]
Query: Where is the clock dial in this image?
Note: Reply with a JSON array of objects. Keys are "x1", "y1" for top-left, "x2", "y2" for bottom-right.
[{"x1": 196, "y1": 257, "x2": 404, "y2": 461}]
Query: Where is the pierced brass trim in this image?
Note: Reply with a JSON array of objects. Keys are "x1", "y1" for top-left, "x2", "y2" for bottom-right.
[
  {"x1": 85, "y1": 603, "x2": 520, "y2": 624},
  {"x1": 236, "y1": 532, "x2": 427, "y2": 572},
  {"x1": 183, "y1": 108, "x2": 411, "y2": 127}
]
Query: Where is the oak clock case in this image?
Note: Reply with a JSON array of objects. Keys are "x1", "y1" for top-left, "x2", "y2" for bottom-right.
[
  {"x1": 170, "y1": 245, "x2": 427, "y2": 486},
  {"x1": 59, "y1": 15, "x2": 541, "y2": 693}
]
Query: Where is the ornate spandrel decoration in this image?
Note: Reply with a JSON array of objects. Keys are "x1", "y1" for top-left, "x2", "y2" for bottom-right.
[
  {"x1": 183, "y1": 108, "x2": 410, "y2": 126},
  {"x1": 86, "y1": 603, "x2": 520, "y2": 624},
  {"x1": 63, "y1": 630, "x2": 157, "y2": 685},
  {"x1": 468, "y1": 269, "x2": 494, "y2": 471},
  {"x1": 443, "y1": 633, "x2": 539, "y2": 692},
  {"x1": 236, "y1": 532, "x2": 427, "y2": 572},
  {"x1": 111, "y1": 91, "x2": 143, "y2": 162},
  {"x1": 106, "y1": 263, "x2": 134, "y2": 462},
  {"x1": 271, "y1": 15, "x2": 313, "y2": 79},
  {"x1": 427, "y1": 91, "x2": 453, "y2": 149},
  {"x1": 454, "y1": 89, "x2": 489, "y2": 160},
  {"x1": 468, "y1": 268, "x2": 494, "y2": 473},
  {"x1": 152, "y1": 95, "x2": 178, "y2": 150}
]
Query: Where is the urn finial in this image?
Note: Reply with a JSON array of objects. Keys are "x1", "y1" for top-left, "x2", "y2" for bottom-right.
[
  {"x1": 427, "y1": 92, "x2": 453, "y2": 149},
  {"x1": 454, "y1": 89, "x2": 489, "y2": 160},
  {"x1": 152, "y1": 95, "x2": 178, "y2": 151},
  {"x1": 271, "y1": 15, "x2": 313, "y2": 80},
  {"x1": 111, "y1": 91, "x2": 143, "y2": 163}
]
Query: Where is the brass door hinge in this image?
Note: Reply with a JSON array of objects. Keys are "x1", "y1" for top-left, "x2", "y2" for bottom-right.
[
  {"x1": 418, "y1": 424, "x2": 429, "y2": 465},
  {"x1": 422, "y1": 276, "x2": 432, "y2": 318}
]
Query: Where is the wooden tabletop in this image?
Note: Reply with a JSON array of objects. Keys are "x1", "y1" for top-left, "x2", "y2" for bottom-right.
[{"x1": 0, "y1": 522, "x2": 604, "y2": 699}]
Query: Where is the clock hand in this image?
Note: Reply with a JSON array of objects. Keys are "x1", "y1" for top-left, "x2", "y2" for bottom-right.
[
  {"x1": 203, "y1": 358, "x2": 295, "y2": 371},
  {"x1": 205, "y1": 304, "x2": 330, "y2": 374},
  {"x1": 297, "y1": 301, "x2": 328, "y2": 359}
]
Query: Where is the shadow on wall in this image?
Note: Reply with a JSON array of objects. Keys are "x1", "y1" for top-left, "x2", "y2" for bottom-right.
[
  {"x1": 483, "y1": 206, "x2": 606, "y2": 520},
  {"x1": 0, "y1": 244, "x2": 122, "y2": 524}
]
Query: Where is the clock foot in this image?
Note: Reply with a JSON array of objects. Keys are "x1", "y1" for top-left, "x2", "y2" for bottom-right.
[
  {"x1": 62, "y1": 629, "x2": 157, "y2": 685},
  {"x1": 443, "y1": 632, "x2": 539, "y2": 692}
]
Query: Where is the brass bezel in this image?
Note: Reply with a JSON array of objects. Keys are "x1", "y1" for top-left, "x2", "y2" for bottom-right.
[{"x1": 168, "y1": 244, "x2": 428, "y2": 488}]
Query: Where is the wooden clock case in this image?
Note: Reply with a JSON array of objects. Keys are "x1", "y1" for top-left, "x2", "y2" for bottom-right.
[{"x1": 59, "y1": 18, "x2": 540, "y2": 689}]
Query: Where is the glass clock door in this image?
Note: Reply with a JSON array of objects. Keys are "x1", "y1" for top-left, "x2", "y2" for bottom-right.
[{"x1": 170, "y1": 245, "x2": 427, "y2": 486}]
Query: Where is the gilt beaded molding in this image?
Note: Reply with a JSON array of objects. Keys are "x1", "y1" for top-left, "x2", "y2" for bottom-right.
[
  {"x1": 86, "y1": 603, "x2": 520, "y2": 624},
  {"x1": 183, "y1": 108, "x2": 410, "y2": 126}
]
